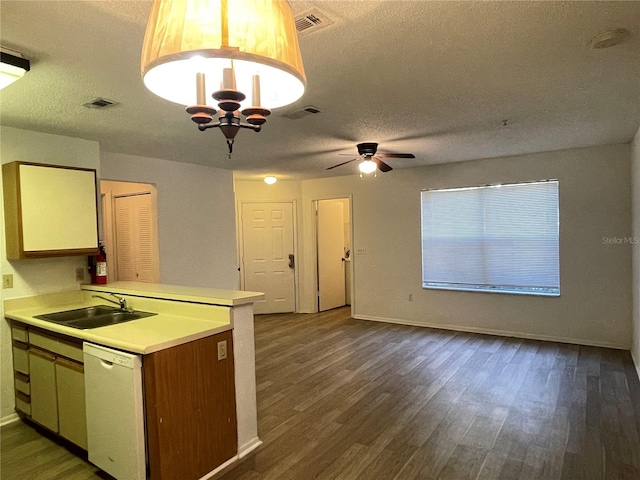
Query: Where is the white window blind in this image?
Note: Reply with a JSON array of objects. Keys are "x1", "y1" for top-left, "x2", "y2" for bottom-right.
[{"x1": 421, "y1": 180, "x2": 559, "y2": 296}]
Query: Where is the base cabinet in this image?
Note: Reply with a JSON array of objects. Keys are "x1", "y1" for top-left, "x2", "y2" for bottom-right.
[
  {"x1": 11, "y1": 323, "x2": 87, "y2": 450},
  {"x1": 10, "y1": 320, "x2": 238, "y2": 479},
  {"x1": 144, "y1": 331, "x2": 237, "y2": 480}
]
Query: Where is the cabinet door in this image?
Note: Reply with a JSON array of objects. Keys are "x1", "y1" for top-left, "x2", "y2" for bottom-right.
[
  {"x1": 2, "y1": 162, "x2": 99, "y2": 259},
  {"x1": 56, "y1": 358, "x2": 87, "y2": 449},
  {"x1": 29, "y1": 348, "x2": 58, "y2": 432}
]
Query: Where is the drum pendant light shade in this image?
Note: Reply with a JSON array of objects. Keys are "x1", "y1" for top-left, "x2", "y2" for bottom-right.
[{"x1": 141, "y1": 0, "x2": 306, "y2": 109}]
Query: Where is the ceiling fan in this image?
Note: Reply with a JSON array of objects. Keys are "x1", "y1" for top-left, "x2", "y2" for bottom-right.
[{"x1": 325, "y1": 142, "x2": 415, "y2": 173}]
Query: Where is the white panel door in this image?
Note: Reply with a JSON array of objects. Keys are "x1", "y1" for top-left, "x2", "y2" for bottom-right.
[
  {"x1": 242, "y1": 202, "x2": 295, "y2": 314},
  {"x1": 317, "y1": 200, "x2": 346, "y2": 312},
  {"x1": 114, "y1": 193, "x2": 159, "y2": 283}
]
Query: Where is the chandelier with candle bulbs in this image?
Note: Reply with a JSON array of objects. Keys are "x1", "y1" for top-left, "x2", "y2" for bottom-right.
[{"x1": 141, "y1": 0, "x2": 306, "y2": 154}]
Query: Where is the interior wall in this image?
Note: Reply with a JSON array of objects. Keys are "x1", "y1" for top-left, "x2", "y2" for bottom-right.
[
  {"x1": 302, "y1": 144, "x2": 632, "y2": 348},
  {"x1": 631, "y1": 127, "x2": 640, "y2": 376},
  {"x1": 0, "y1": 126, "x2": 100, "y2": 421},
  {"x1": 237, "y1": 144, "x2": 632, "y2": 347},
  {"x1": 101, "y1": 152, "x2": 238, "y2": 290}
]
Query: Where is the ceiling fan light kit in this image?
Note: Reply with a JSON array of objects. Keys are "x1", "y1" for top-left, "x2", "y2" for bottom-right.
[
  {"x1": 358, "y1": 160, "x2": 377, "y2": 175},
  {"x1": 327, "y1": 142, "x2": 416, "y2": 174},
  {"x1": 141, "y1": 0, "x2": 306, "y2": 154}
]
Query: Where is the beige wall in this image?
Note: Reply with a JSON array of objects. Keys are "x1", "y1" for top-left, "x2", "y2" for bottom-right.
[
  {"x1": 101, "y1": 152, "x2": 239, "y2": 289},
  {"x1": 237, "y1": 144, "x2": 633, "y2": 348},
  {"x1": 1, "y1": 126, "x2": 100, "y2": 421},
  {"x1": 631, "y1": 127, "x2": 640, "y2": 376}
]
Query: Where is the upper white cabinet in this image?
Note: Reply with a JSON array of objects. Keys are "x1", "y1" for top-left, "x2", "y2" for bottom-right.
[{"x1": 3, "y1": 162, "x2": 99, "y2": 260}]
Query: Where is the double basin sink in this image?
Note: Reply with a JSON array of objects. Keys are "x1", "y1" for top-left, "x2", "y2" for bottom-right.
[{"x1": 35, "y1": 305, "x2": 156, "y2": 330}]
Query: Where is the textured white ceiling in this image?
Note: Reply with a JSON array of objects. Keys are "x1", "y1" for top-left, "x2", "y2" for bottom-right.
[{"x1": 1, "y1": 1, "x2": 638, "y2": 180}]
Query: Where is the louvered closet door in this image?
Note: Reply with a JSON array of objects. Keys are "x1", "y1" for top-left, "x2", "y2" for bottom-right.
[{"x1": 114, "y1": 193, "x2": 159, "y2": 282}]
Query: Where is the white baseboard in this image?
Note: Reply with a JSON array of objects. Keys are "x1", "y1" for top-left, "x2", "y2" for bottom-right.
[
  {"x1": 1, "y1": 413, "x2": 20, "y2": 427},
  {"x1": 353, "y1": 314, "x2": 628, "y2": 350},
  {"x1": 198, "y1": 438, "x2": 262, "y2": 480},
  {"x1": 238, "y1": 438, "x2": 262, "y2": 459}
]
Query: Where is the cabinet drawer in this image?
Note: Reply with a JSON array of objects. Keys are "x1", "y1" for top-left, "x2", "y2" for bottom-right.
[
  {"x1": 15, "y1": 372, "x2": 30, "y2": 395},
  {"x1": 29, "y1": 331, "x2": 83, "y2": 363},
  {"x1": 12, "y1": 324, "x2": 28, "y2": 343},
  {"x1": 12, "y1": 343, "x2": 29, "y2": 375},
  {"x1": 15, "y1": 391, "x2": 31, "y2": 416}
]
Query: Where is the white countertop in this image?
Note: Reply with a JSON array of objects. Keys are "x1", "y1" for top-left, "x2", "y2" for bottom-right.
[
  {"x1": 4, "y1": 282, "x2": 264, "y2": 354},
  {"x1": 81, "y1": 282, "x2": 264, "y2": 306}
]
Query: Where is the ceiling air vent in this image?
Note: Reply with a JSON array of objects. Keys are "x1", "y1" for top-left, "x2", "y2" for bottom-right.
[
  {"x1": 294, "y1": 9, "x2": 334, "y2": 37},
  {"x1": 83, "y1": 97, "x2": 119, "y2": 109},
  {"x1": 283, "y1": 105, "x2": 322, "y2": 120}
]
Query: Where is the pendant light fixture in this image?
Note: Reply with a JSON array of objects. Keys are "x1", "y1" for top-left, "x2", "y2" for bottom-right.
[{"x1": 141, "y1": 0, "x2": 306, "y2": 154}]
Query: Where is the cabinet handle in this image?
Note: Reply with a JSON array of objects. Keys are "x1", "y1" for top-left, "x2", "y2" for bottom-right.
[
  {"x1": 55, "y1": 357, "x2": 84, "y2": 373},
  {"x1": 29, "y1": 348, "x2": 55, "y2": 362},
  {"x1": 13, "y1": 340, "x2": 28, "y2": 350}
]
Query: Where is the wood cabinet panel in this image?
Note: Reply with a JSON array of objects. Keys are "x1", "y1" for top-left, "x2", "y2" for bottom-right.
[{"x1": 144, "y1": 331, "x2": 237, "y2": 480}]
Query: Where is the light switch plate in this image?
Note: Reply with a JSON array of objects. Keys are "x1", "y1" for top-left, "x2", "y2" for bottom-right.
[{"x1": 2, "y1": 274, "x2": 14, "y2": 289}]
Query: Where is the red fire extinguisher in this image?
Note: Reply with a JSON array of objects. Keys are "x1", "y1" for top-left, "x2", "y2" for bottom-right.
[{"x1": 90, "y1": 245, "x2": 108, "y2": 285}]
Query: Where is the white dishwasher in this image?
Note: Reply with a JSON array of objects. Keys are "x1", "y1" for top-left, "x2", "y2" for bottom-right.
[{"x1": 83, "y1": 343, "x2": 146, "y2": 480}]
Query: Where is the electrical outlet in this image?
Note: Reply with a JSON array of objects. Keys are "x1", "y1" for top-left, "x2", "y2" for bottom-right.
[
  {"x1": 75, "y1": 267, "x2": 85, "y2": 281},
  {"x1": 2, "y1": 274, "x2": 13, "y2": 289},
  {"x1": 408, "y1": 293, "x2": 413, "y2": 301},
  {"x1": 217, "y1": 340, "x2": 228, "y2": 361},
  {"x1": 356, "y1": 247, "x2": 367, "y2": 255}
]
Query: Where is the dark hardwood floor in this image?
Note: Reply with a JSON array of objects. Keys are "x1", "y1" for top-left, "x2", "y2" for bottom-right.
[
  {"x1": 3, "y1": 307, "x2": 640, "y2": 479},
  {"x1": 220, "y1": 308, "x2": 640, "y2": 480}
]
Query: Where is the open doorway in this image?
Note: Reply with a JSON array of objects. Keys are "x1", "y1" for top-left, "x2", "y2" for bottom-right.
[
  {"x1": 100, "y1": 180, "x2": 160, "y2": 283},
  {"x1": 315, "y1": 197, "x2": 352, "y2": 312}
]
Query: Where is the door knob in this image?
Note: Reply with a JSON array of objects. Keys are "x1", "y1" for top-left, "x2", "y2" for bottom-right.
[{"x1": 288, "y1": 254, "x2": 295, "y2": 269}]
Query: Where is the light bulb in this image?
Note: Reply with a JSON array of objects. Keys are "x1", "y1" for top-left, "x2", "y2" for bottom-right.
[
  {"x1": 264, "y1": 176, "x2": 277, "y2": 185},
  {"x1": 359, "y1": 160, "x2": 377, "y2": 174}
]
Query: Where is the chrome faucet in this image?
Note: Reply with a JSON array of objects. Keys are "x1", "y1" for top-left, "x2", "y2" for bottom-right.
[{"x1": 92, "y1": 293, "x2": 132, "y2": 312}]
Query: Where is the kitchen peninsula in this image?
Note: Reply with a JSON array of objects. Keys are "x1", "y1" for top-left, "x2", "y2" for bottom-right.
[{"x1": 4, "y1": 281, "x2": 264, "y2": 480}]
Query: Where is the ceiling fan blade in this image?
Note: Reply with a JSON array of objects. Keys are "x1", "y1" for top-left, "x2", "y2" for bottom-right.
[
  {"x1": 377, "y1": 153, "x2": 415, "y2": 159},
  {"x1": 373, "y1": 157, "x2": 393, "y2": 172},
  {"x1": 326, "y1": 158, "x2": 358, "y2": 170}
]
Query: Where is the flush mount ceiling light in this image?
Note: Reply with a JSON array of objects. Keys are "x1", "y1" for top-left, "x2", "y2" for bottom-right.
[
  {"x1": 0, "y1": 49, "x2": 30, "y2": 90},
  {"x1": 141, "y1": 0, "x2": 306, "y2": 155},
  {"x1": 264, "y1": 176, "x2": 277, "y2": 185}
]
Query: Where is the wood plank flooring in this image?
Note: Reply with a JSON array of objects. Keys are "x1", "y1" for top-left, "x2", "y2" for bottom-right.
[
  {"x1": 219, "y1": 308, "x2": 640, "y2": 480},
  {"x1": 3, "y1": 307, "x2": 640, "y2": 479},
  {"x1": 0, "y1": 419, "x2": 110, "y2": 479}
]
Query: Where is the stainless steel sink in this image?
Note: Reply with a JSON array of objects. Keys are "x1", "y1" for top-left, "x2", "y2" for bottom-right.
[{"x1": 35, "y1": 305, "x2": 156, "y2": 329}]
